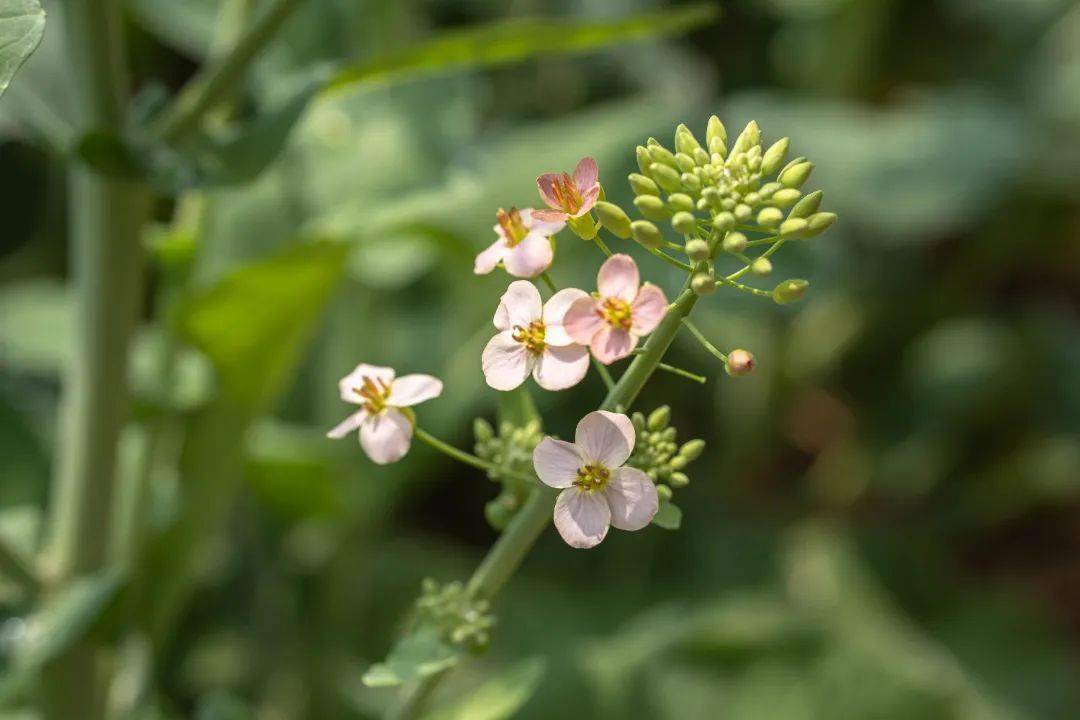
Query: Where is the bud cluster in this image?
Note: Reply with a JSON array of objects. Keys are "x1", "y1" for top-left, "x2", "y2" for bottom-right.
[
  {"x1": 474, "y1": 418, "x2": 544, "y2": 529},
  {"x1": 415, "y1": 578, "x2": 496, "y2": 653},
  {"x1": 627, "y1": 406, "x2": 705, "y2": 502}
]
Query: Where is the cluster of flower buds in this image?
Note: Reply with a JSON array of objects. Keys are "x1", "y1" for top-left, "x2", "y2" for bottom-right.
[
  {"x1": 415, "y1": 578, "x2": 496, "y2": 654},
  {"x1": 474, "y1": 417, "x2": 544, "y2": 529},
  {"x1": 627, "y1": 407, "x2": 705, "y2": 503}
]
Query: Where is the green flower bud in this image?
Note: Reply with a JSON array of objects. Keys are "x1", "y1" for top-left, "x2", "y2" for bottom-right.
[
  {"x1": 691, "y1": 273, "x2": 717, "y2": 296},
  {"x1": 701, "y1": 187, "x2": 721, "y2": 208},
  {"x1": 788, "y1": 190, "x2": 823, "y2": 219},
  {"x1": 779, "y1": 218, "x2": 808, "y2": 237},
  {"x1": 758, "y1": 181, "x2": 782, "y2": 198},
  {"x1": 675, "y1": 124, "x2": 702, "y2": 155},
  {"x1": 760, "y1": 137, "x2": 788, "y2": 174},
  {"x1": 636, "y1": 145, "x2": 651, "y2": 174},
  {"x1": 594, "y1": 201, "x2": 632, "y2": 239},
  {"x1": 669, "y1": 456, "x2": 688, "y2": 471},
  {"x1": 779, "y1": 161, "x2": 813, "y2": 188},
  {"x1": 648, "y1": 144, "x2": 678, "y2": 168},
  {"x1": 770, "y1": 188, "x2": 802, "y2": 208},
  {"x1": 680, "y1": 172, "x2": 702, "y2": 192},
  {"x1": 743, "y1": 192, "x2": 760, "y2": 205},
  {"x1": 678, "y1": 439, "x2": 705, "y2": 461},
  {"x1": 650, "y1": 163, "x2": 683, "y2": 193},
  {"x1": 631, "y1": 220, "x2": 664, "y2": 249},
  {"x1": 671, "y1": 211, "x2": 697, "y2": 235},
  {"x1": 634, "y1": 195, "x2": 671, "y2": 222},
  {"x1": 773, "y1": 278, "x2": 809, "y2": 304},
  {"x1": 669, "y1": 472, "x2": 690, "y2": 488},
  {"x1": 720, "y1": 198, "x2": 736, "y2": 211},
  {"x1": 631, "y1": 411, "x2": 646, "y2": 432},
  {"x1": 692, "y1": 147, "x2": 711, "y2": 166},
  {"x1": 757, "y1": 207, "x2": 783, "y2": 229},
  {"x1": 725, "y1": 349, "x2": 755, "y2": 377},
  {"x1": 722, "y1": 231, "x2": 747, "y2": 254},
  {"x1": 731, "y1": 120, "x2": 760, "y2": 155},
  {"x1": 706, "y1": 115, "x2": 728, "y2": 154},
  {"x1": 647, "y1": 406, "x2": 671, "y2": 431},
  {"x1": 804, "y1": 211, "x2": 837, "y2": 236},
  {"x1": 629, "y1": 173, "x2": 660, "y2": 197},
  {"x1": 685, "y1": 238, "x2": 710, "y2": 263},
  {"x1": 474, "y1": 418, "x2": 494, "y2": 442},
  {"x1": 713, "y1": 211, "x2": 736, "y2": 233},
  {"x1": 667, "y1": 193, "x2": 695, "y2": 213},
  {"x1": 657, "y1": 484, "x2": 673, "y2": 501},
  {"x1": 675, "y1": 153, "x2": 696, "y2": 173},
  {"x1": 751, "y1": 257, "x2": 773, "y2": 276},
  {"x1": 734, "y1": 203, "x2": 752, "y2": 221}
]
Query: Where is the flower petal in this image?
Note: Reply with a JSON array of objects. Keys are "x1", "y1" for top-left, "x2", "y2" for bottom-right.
[
  {"x1": 590, "y1": 325, "x2": 637, "y2": 365},
  {"x1": 482, "y1": 331, "x2": 533, "y2": 391},
  {"x1": 536, "y1": 172, "x2": 562, "y2": 210},
  {"x1": 326, "y1": 409, "x2": 367, "y2": 439},
  {"x1": 339, "y1": 363, "x2": 395, "y2": 403},
  {"x1": 575, "y1": 410, "x2": 635, "y2": 467},
  {"x1": 543, "y1": 288, "x2": 590, "y2": 346},
  {"x1": 573, "y1": 156, "x2": 599, "y2": 191},
  {"x1": 474, "y1": 238, "x2": 509, "y2": 275},
  {"x1": 596, "y1": 254, "x2": 639, "y2": 302},
  {"x1": 563, "y1": 296, "x2": 604, "y2": 345},
  {"x1": 502, "y1": 233, "x2": 553, "y2": 278},
  {"x1": 359, "y1": 408, "x2": 413, "y2": 464},
  {"x1": 533, "y1": 344, "x2": 589, "y2": 391},
  {"x1": 494, "y1": 280, "x2": 543, "y2": 330},
  {"x1": 530, "y1": 208, "x2": 569, "y2": 223},
  {"x1": 604, "y1": 467, "x2": 658, "y2": 531},
  {"x1": 533, "y1": 437, "x2": 584, "y2": 488},
  {"x1": 553, "y1": 488, "x2": 610, "y2": 549},
  {"x1": 521, "y1": 207, "x2": 565, "y2": 236},
  {"x1": 630, "y1": 283, "x2": 668, "y2": 336},
  {"x1": 389, "y1": 374, "x2": 443, "y2": 407},
  {"x1": 572, "y1": 184, "x2": 601, "y2": 217}
]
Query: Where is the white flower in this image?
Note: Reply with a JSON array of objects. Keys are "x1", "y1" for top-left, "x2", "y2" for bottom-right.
[
  {"x1": 474, "y1": 207, "x2": 564, "y2": 279},
  {"x1": 532, "y1": 410, "x2": 658, "y2": 548},
  {"x1": 327, "y1": 364, "x2": 442, "y2": 464}
]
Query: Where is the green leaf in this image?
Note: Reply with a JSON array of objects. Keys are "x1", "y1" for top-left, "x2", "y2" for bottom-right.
[
  {"x1": 362, "y1": 627, "x2": 462, "y2": 688},
  {"x1": 421, "y1": 657, "x2": 547, "y2": 720},
  {"x1": 178, "y1": 239, "x2": 349, "y2": 409},
  {"x1": 0, "y1": 0, "x2": 45, "y2": 98},
  {"x1": 652, "y1": 500, "x2": 683, "y2": 530},
  {"x1": 327, "y1": 4, "x2": 719, "y2": 93}
]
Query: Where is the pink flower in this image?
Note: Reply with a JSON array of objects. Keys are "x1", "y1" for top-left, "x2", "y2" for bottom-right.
[
  {"x1": 474, "y1": 207, "x2": 564, "y2": 279},
  {"x1": 482, "y1": 280, "x2": 590, "y2": 392},
  {"x1": 533, "y1": 411, "x2": 658, "y2": 548},
  {"x1": 563, "y1": 254, "x2": 668, "y2": 365},
  {"x1": 533, "y1": 157, "x2": 601, "y2": 222},
  {"x1": 327, "y1": 364, "x2": 442, "y2": 464}
]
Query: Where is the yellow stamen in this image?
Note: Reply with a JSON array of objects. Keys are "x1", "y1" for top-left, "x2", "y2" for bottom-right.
[
  {"x1": 511, "y1": 320, "x2": 546, "y2": 355},
  {"x1": 353, "y1": 376, "x2": 392, "y2": 413},
  {"x1": 600, "y1": 297, "x2": 633, "y2": 331},
  {"x1": 574, "y1": 463, "x2": 611, "y2": 492},
  {"x1": 496, "y1": 207, "x2": 529, "y2": 246}
]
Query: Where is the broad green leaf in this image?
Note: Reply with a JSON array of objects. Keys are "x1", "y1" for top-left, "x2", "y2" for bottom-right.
[
  {"x1": 651, "y1": 500, "x2": 683, "y2": 530},
  {"x1": 421, "y1": 657, "x2": 547, "y2": 720},
  {"x1": 0, "y1": 0, "x2": 45, "y2": 98},
  {"x1": 326, "y1": 4, "x2": 720, "y2": 93},
  {"x1": 178, "y1": 239, "x2": 349, "y2": 409},
  {"x1": 362, "y1": 627, "x2": 461, "y2": 688}
]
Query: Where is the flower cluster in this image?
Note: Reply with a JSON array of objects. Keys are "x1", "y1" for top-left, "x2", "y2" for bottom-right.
[
  {"x1": 627, "y1": 407, "x2": 705, "y2": 504},
  {"x1": 474, "y1": 417, "x2": 543, "y2": 530},
  {"x1": 414, "y1": 579, "x2": 496, "y2": 653}
]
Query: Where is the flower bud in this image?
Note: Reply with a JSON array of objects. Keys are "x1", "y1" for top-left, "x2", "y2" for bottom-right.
[
  {"x1": 692, "y1": 147, "x2": 711, "y2": 166},
  {"x1": 772, "y1": 278, "x2": 809, "y2": 304},
  {"x1": 713, "y1": 211, "x2": 736, "y2": 233},
  {"x1": 770, "y1": 188, "x2": 802, "y2": 208},
  {"x1": 751, "y1": 257, "x2": 773, "y2": 276},
  {"x1": 734, "y1": 203, "x2": 752, "y2": 221},
  {"x1": 691, "y1": 272, "x2": 717, "y2": 296},
  {"x1": 669, "y1": 471, "x2": 690, "y2": 487},
  {"x1": 731, "y1": 120, "x2": 760, "y2": 155},
  {"x1": 648, "y1": 144, "x2": 678, "y2": 168},
  {"x1": 779, "y1": 218, "x2": 808, "y2": 237},
  {"x1": 706, "y1": 115, "x2": 727, "y2": 154},
  {"x1": 675, "y1": 124, "x2": 702, "y2": 155},
  {"x1": 633, "y1": 195, "x2": 671, "y2": 222},
  {"x1": 650, "y1": 163, "x2": 683, "y2": 193},
  {"x1": 675, "y1": 153, "x2": 696, "y2": 173},
  {"x1": 804, "y1": 211, "x2": 837, "y2": 236},
  {"x1": 761, "y1": 137, "x2": 790, "y2": 175},
  {"x1": 647, "y1": 406, "x2": 671, "y2": 431},
  {"x1": 671, "y1": 211, "x2": 697, "y2": 235},
  {"x1": 636, "y1": 145, "x2": 651, "y2": 174},
  {"x1": 631, "y1": 220, "x2": 664, "y2": 249},
  {"x1": 595, "y1": 201, "x2": 632, "y2": 239},
  {"x1": 678, "y1": 439, "x2": 705, "y2": 461},
  {"x1": 779, "y1": 161, "x2": 814, "y2": 188},
  {"x1": 657, "y1": 484, "x2": 673, "y2": 501},
  {"x1": 685, "y1": 238, "x2": 710, "y2": 263},
  {"x1": 669, "y1": 456, "x2": 688, "y2": 471},
  {"x1": 758, "y1": 181, "x2": 782, "y2": 198},
  {"x1": 680, "y1": 172, "x2": 702, "y2": 192},
  {"x1": 788, "y1": 190, "x2": 823, "y2": 219},
  {"x1": 667, "y1": 193, "x2": 695, "y2": 213},
  {"x1": 725, "y1": 349, "x2": 755, "y2": 376},
  {"x1": 722, "y1": 231, "x2": 747, "y2": 254},
  {"x1": 756, "y1": 207, "x2": 783, "y2": 229},
  {"x1": 629, "y1": 173, "x2": 659, "y2": 197},
  {"x1": 473, "y1": 418, "x2": 494, "y2": 442}
]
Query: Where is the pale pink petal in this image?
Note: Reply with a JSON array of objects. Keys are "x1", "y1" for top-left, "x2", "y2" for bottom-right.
[
  {"x1": 502, "y1": 234, "x2": 553, "y2": 278},
  {"x1": 590, "y1": 325, "x2": 637, "y2": 365},
  {"x1": 604, "y1": 467, "x2": 658, "y2": 531},
  {"x1": 554, "y1": 488, "x2": 610, "y2": 549},
  {"x1": 533, "y1": 437, "x2": 584, "y2": 488},
  {"x1": 542, "y1": 288, "x2": 590, "y2": 346},
  {"x1": 326, "y1": 409, "x2": 367, "y2": 439},
  {"x1": 388, "y1": 374, "x2": 443, "y2": 407},
  {"x1": 521, "y1": 208, "x2": 565, "y2": 236},
  {"x1": 494, "y1": 280, "x2": 542, "y2": 330},
  {"x1": 339, "y1": 364, "x2": 395, "y2": 403},
  {"x1": 474, "y1": 238, "x2": 509, "y2": 275},
  {"x1": 536, "y1": 173, "x2": 562, "y2": 209},
  {"x1": 573, "y1": 156, "x2": 599, "y2": 191},
  {"x1": 630, "y1": 283, "x2": 668, "y2": 336},
  {"x1": 572, "y1": 184, "x2": 601, "y2": 217},
  {"x1": 481, "y1": 331, "x2": 534, "y2": 391},
  {"x1": 563, "y1": 297, "x2": 604, "y2": 345},
  {"x1": 530, "y1": 208, "x2": 568, "y2": 223},
  {"x1": 574, "y1": 410, "x2": 635, "y2": 467},
  {"x1": 533, "y1": 344, "x2": 589, "y2": 391},
  {"x1": 596, "y1": 254, "x2": 639, "y2": 302},
  {"x1": 359, "y1": 408, "x2": 413, "y2": 464}
]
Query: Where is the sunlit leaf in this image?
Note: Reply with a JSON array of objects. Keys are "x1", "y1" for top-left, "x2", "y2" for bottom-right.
[
  {"x1": 421, "y1": 657, "x2": 547, "y2": 720},
  {"x1": 651, "y1": 500, "x2": 683, "y2": 530},
  {"x1": 362, "y1": 627, "x2": 461, "y2": 688},
  {"x1": 0, "y1": 0, "x2": 45, "y2": 98}
]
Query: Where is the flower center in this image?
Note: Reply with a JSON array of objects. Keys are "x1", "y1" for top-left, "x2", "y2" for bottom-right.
[
  {"x1": 551, "y1": 172, "x2": 583, "y2": 213},
  {"x1": 511, "y1": 320, "x2": 546, "y2": 355},
  {"x1": 496, "y1": 207, "x2": 529, "y2": 246},
  {"x1": 600, "y1": 297, "x2": 633, "y2": 331},
  {"x1": 574, "y1": 463, "x2": 611, "y2": 492},
  {"x1": 353, "y1": 375, "x2": 391, "y2": 413}
]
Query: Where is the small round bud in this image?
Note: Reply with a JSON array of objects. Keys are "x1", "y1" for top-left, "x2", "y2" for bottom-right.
[
  {"x1": 678, "y1": 439, "x2": 706, "y2": 461},
  {"x1": 756, "y1": 207, "x2": 783, "y2": 229},
  {"x1": 647, "y1": 406, "x2": 671, "y2": 431},
  {"x1": 770, "y1": 188, "x2": 802, "y2": 208},
  {"x1": 680, "y1": 172, "x2": 702, "y2": 192},
  {"x1": 720, "y1": 198, "x2": 736, "y2": 211},
  {"x1": 635, "y1": 146, "x2": 651, "y2": 174},
  {"x1": 675, "y1": 124, "x2": 702, "y2": 155},
  {"x1": 629, "y1": 173, "x2": 660, "y2": 197},
  {"x1": 473, "y1": 418, "x2": 494, "y2": 442},
  {"x1": 669, "y1": 472, "x2": 690, "y2": 488},
  {"x1": 779, "y1": 161, "x2": 814, "y2": 188},
  {"x1": 779, "y1": 218, "x2": 808, "y2": 238},
  {"x1": 734, "y1": 203, "x2": 752, "y2": 221},
  {"x1": 722, "y1": 231, "x2": 747, "y2": 254},
  {"x1": 685, "y1": 238, "x2": 710, "y2": 263},
  {"x1": 667, "y1": 193, "x2": 695, "y2": 213},
  {"x1": 650, "y1": 163, "x2": 683, "y2": 193},
  {"x1": 725, "y1": 349, "x2": 755, "y2": 377},
  {"x1": 743, "y1": 192, "x2": 760, "y2": 205},
  {"x1": 758, "y1": 181, "x2": 781, "y2": 198},
  {"x1": 713, "y1": 211, "x2": 736, "y2": 233},
  {"x1": 633, "y1": 195, "x2": 671, "y2": 222},
  {"x1": 761, "y1": 137, "x2": 790, "y2": 175},
  {"x1": 691, "y1": 273, "x2": 717, "y2": 296},
  {"x1": 669, "y1": 456, "x2": 688, "y2": 471},
  {"x1": 789, "y1": 190, "x2": 823, "y2": 219},
  {"x1": 751, "y1": 257, "x2": 773, "y2": 276},
  {"x1": 594, "y1": 201, "x2": 632, "y2": 239},
  {"x1": 630, "y1": 220, "x2": 664, "y2": 249},
  {"x1": 804, "y1": 211, "x2": 837, "y2": 236},
  {"x1": 772, "y1": 278, "x2": 809, "y2": 304},
  {"x1": 671, "y1": 212, "x2": 697, "y2": 235},
  {"x1": 657, "y1": 484, "x2": 673, "y2": 502},
  {"x1": 675, "y1": 153, "x2": 696, "y2": 173},
  {"x1": 648, "y1": 144, "x2": 678, "y2": 168}
]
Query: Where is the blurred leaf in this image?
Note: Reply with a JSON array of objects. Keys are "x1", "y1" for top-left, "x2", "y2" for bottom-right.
[
  {"x1": 362, "y1": 627, "x2": 461, "y2": 688},
  {"x1": 422, "y1": 657, "x2": 546, "y2": 720},
  {"x1": 245, "y1": 420, "x2": 344, "y2": 521},
  {"x1": 178, "y1": 239, "x2": 349, "y2": 409},
  {"x1": 651, "y1": 500, "x2": 682, "y2": 530},
  {"x1": 497, "y1": 387, "x2": 541, "y2": 429},
  {"x1": 0, "y1": 0, "x2": 45, "y2": 98},
  {"x1": 195, "y1": 692, "x2": 255, "y2": 720},
  {"x1": 128, "y1": 0, "x2": 218, "y2": 59},
  {"x1": 0, "y1": 278, "x2": 69, "y2": 373}
]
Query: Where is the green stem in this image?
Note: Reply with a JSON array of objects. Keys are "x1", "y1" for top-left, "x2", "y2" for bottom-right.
[
  {"x1": 680, "y1": 318, "x2": 728, "y2": 363},
  {"x1": 0, "y1": 536, "x2": 40, "y2": 596},
  {"x1": 538, "y1": 272, "x2": 558, "y2": 294},
  {"x1": 593, "y1": 235, "x2": 614, "y2": 257},
  {"x1": 727, "y1": 237, "x2": 788, "y2": 282},
  {"x1": 631, "y1": 350, "x2": 706, "y2": 384},
  {"x1": 715, "y1": 274, "x2": 773, "y2": 298},
  {"x1": 647, "y1": 247, "x2": 694, "y2": 273},
  {"x1": 592, "y1": 359, "x2": 616, "y2": 391},
  {"x1": 414, "y1": 427, "x2": 537, "y2": 486}
]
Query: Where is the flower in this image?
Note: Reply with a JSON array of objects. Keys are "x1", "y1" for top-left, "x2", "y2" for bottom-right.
[
  {"x1": 482, "y1": 280, "x2": 590, "y2": 392},
  {"x1": 474, "y1": 207, "x2": 564, "y2": 279},
  {"x1": 563, "y1": 254, "x2": 668, "y2": 364},
  {"x1": 327, "y1": 364, "x2": 443, "y2": 464},
  {"x1": 532, "y1": 410, "x2": 658, "y2": 548},
  {"x1": 534, "y1": 156, "x2": 601, "y2": 222}
]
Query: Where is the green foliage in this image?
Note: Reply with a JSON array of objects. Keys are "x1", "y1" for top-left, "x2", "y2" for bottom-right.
[
  {"x1": 362, "y1": 627, "x2": 462, "y2": 688},
  {"x1": 0, "y1": 0, "x2": 44, "y2": 98},
  {"x1": 421, "y1": 657, "x2": 546, "y2": 720}
]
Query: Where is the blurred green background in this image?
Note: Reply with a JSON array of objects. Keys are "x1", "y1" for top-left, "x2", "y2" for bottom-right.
[{"x1": 2, "y1": 0, "x2": 1080, "y2": 718}]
